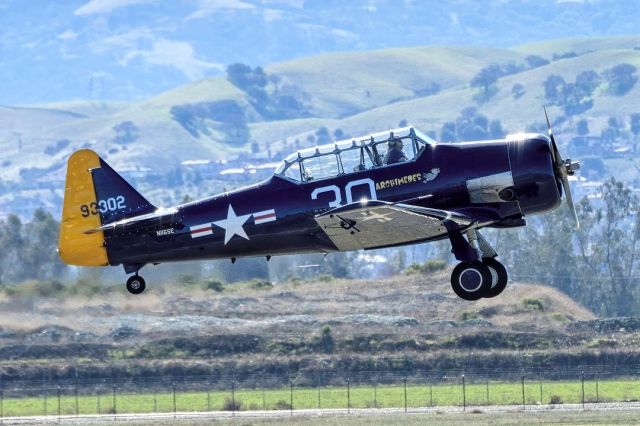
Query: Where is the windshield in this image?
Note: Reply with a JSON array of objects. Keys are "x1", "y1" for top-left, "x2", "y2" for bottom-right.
[{"x1": 274, "y1": 126, "x2": 435, "y2": 181}]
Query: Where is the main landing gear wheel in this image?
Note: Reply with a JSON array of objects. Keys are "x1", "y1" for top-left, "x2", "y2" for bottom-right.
[
  {"x1": 450, "y1": 261, "x2": 492, "y2": 301},
  {"x1": 482, "y1": 258, "x2": 508, "y2": 298},
  {"x1": 126, "y1": 275, "x2": 146, "y2": 295}
]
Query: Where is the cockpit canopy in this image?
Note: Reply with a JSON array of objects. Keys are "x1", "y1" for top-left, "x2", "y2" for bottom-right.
[{"x1": 274, "y1": 127, "x2": 436, "y2": 182}]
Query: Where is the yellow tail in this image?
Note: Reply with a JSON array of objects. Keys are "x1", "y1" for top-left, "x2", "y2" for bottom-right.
[{"x1": 58, "y1": 150, "x2": 109, "y2": 266}]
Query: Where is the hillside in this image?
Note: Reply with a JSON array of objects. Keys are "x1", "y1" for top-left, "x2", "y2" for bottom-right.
[
  {"x1": 1, "y1": 36, "x2": 640, "y2": 217},
  {"x1": 2, "y1": 1, "x2": 639, "y2": 105},
  {"x1": 5, "y1": 270, "x2": 633, "y2": 386}
]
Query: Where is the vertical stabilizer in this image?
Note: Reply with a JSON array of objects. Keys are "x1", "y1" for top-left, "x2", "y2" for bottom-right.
[{"x1": 58, "y1": 150, "x2": 155, "y2": 266}]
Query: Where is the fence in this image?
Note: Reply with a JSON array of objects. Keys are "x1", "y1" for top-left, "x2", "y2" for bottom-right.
[{"x1": 1, "y1": 365, "x2": 640, "y2": 419}]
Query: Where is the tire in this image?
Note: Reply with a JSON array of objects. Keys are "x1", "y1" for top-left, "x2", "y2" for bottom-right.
[
  {"x1": 126, "y1": 275, "x2": 146, "y2": 295},
  {"x1": 482, "y1": 258, "x2": 508, "y2": 298},
  {"x1": 450, "y1": 261, "x2": 492, "y2": 301}
]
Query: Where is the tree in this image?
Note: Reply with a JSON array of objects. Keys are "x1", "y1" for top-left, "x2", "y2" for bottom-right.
[
  {"x1": 113, "y1": 121, "x2": 139, "y2": 145},
  {"x1": 321, "y1": 253, "x2": 351, "y2": 278},
  {"x1": 470, "y1": 65, "x2": 501, "y2": 95},
  {"x1": 315, "y1": 127, "x2": 331, "y2": 145},
  {"x1": 577, "y1": 178, "x2": 640, "y2": 315},
  {"x1": 493, "y1": 178, "x2": 640, "y2": 316},
  {"x1": 561, "y1": 83, "x2": 593, "y2": 116},
  {"x1": 543, "y1": 74, "x2": 566, "y2": 103},
  {"x1": 631, "y1": 113, "x2": 640, "y2": 153},
  {"x1": 511, "y1": 83, "x2": 525, "y2": 99},
  {"x1": 440, "y1": 108, "x2": 499, "y2": 142},
  {"x1": 579, "y1": 155, "x2": 606, "y2": 179},
  {"x1": 456, "y1": 107, "x2": 489, "y2": 140},
  {"x1": 170, "y1": 101, "x2": 249, "y2": 145},
  {"x1": 576, "y1": 119, "x2": 589, "y2": 136},
  {"x1": 226, "y1": 63, "x2": 267, "y2": 91},
  {"x1": 631, "y1": 113, "x2": 640, "y2": 137},
  {"x1": 489, "y1": 120, "x2": 505, "y2": 139},
  {"x1": 226, "y1": 63, "x2": 270, "y2": 116},
  {"x1": 22, "y1": 209, "x2": 66, "y2": 280},
  {"x1": 440, "y1": 121, "x2": 456, "y2": 142},
  {"x1": 0, "y1": 210, "x2": 66, "y2": 284},
  {"x1": 0, "y1": 214, "x2": 24, "y2": 283},
  {"x1": 318, "y1": 326, "x2": 334, "y2": 353},
  {"x1": 605, "y1": 63, "x2": 638, "y2": 96},
  {"x1": 525, "y1": 55, "x2": 550, "y2": 68},
  {"x1": 575, "y1": 70, "x2": 600, "y2": 94},
  {"x1": 601, "y1": 116, "x2": 621, "y2": 147}
]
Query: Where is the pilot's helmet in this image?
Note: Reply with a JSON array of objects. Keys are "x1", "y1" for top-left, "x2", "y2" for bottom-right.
[{"x1": 388, "y1": 138, "x2": 403, "y2": 148}]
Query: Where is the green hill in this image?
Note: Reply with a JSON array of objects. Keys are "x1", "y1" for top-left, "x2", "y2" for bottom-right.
[{"x1": 1, "y1": 36, "x2": 639, "y2": 212}]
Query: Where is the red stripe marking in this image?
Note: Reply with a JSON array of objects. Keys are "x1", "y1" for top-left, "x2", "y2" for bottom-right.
[
  {"x1": 191, "y1": 226, "x2": 212, "y2": 234},
  {"x1": 254, "y1": 213, "x2": 276, "y2": 221}
]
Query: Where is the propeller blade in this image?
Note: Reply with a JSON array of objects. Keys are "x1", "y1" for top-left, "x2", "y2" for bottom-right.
[
  {"x1": 561, "y1": 174, "x2": 580, "y2": 229},
  {"x1": 544, "y1": 107, "x2": 580, "y2": 229},
  {"x1": 543, "y1": 106, "x2": 557, "y2": 147}
]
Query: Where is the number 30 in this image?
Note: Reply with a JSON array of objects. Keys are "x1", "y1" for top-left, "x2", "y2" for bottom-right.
[{"x1": 311, "y1": 178, "x2": 377, "y2": 208}]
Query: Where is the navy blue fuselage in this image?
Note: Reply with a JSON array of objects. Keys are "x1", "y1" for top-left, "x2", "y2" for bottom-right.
[{"x1": 102, "y1": 133, "x2": 562, "y2": 272}]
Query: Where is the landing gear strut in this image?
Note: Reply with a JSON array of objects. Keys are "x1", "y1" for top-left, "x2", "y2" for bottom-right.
[
  {"x1": 448, "y1": 229, "x2": 509, "y2": 300},
  {"x1": 126, "y1": 274, "x2": 146, "y2": 295}
]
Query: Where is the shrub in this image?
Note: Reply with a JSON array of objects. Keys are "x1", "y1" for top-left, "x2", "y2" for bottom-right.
[
  {"x1": 178, "y1": 274, "x2": 198, "y2": 286},
  {"x1": 551, "y1": 313, "x2": 567, "y2": 323},
  {"x1": 461, "y1": 311, "x2": 479, "y2": 321},
  {"x1": 478, "y1": 306, "x2": 499, "y2": 317},
  {"x1": 423, "y1": 259, "x2": 447, "y2": 272},
  {"x1": 289, "y1": 277, "x2": 302, "y2": 287},
  {"x1": 405, "y1": 259, "x2": 447, "y2": 275},
  {"x1": 317, "y1": 326, "x2": 334, "y2": 353},
  {"x1": 222, "y1": 397, "x2": 242, "y2": 411},
  {"x1": 249, "y1": 280, "x2": 273, "y2": 290},
  {"x1": 202, "y1": 279, "x2": 224, "y2": 292},
  {"x1": 36, "y1": 280, "x2": 67, "y2": 297},
  {"x1": 71, "y1": 278, "x2": 103, "y2": 297},
  {"x1": 274, "y1": 399, "x2": 292, "y2": 410},
  {"x1": 523, "y1": 298, "x2": 544, "y2": 311},
  {"x1": 7, "y1": 280, "x2": 69, "y2": 298},
  {"x1": 317, "y1": 274, "x2": 333, "y2": 282},
  {"x1": 549, "y1": 394, "x2": 563, "y2": 404}
]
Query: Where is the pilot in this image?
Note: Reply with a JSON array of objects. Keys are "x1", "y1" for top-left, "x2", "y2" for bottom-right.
[{"x1": 384, "y1": 138, "x2": 408, "y2": 165}]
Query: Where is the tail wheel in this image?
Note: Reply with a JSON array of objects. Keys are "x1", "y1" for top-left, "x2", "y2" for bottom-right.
[
  {"x1": 126, "y1": 275, "x2": 146, "y2": 295},
  {"x1": 451, "y1": 261, "x2": 492, "y2": 301},
  {"x1": 483, "y1": 258, "x2": 508, "y2": 298}
]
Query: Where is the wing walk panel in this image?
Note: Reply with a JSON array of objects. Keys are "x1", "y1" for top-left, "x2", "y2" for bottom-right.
[{"x1": 314, "y1": 203, "x2": 473, "y2": 251}]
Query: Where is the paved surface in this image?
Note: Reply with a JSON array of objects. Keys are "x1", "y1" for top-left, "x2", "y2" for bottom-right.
[{"x1": 3, "y1": 402, "x2": 640, "y2": 424}]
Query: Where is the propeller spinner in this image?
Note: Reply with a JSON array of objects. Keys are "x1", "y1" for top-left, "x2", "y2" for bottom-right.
[{"x1": 544, "y1": 108, "x2": 581, "y2": 229}]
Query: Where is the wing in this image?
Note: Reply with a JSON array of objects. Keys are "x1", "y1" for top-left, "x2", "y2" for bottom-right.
[{"x1": 314, "y1": 200, "x2": 474, "y2": 251}]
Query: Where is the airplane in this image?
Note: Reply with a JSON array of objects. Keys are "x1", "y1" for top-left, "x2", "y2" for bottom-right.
[{"x1": 58, "y1": 119, "x2": 579, "y2": 301}]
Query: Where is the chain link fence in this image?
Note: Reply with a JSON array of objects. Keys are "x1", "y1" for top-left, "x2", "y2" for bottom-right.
[{"x1": 1, "y1": 365, "x2": 640, "y2": 419}]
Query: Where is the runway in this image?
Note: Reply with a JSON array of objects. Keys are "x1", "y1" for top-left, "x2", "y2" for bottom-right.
[{"x1": 3, "y1": 401, "x2": 640, "y2": 424}]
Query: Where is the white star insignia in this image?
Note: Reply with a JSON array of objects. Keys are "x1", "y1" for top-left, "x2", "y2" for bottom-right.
[{"x1": 213, "y1": 205, "x2": 251, "y2": 245}]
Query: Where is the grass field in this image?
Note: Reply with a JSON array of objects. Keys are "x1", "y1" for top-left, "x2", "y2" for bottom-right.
[{"x1": 2, "y1": 378, "x2": 640, "y2": 417}]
